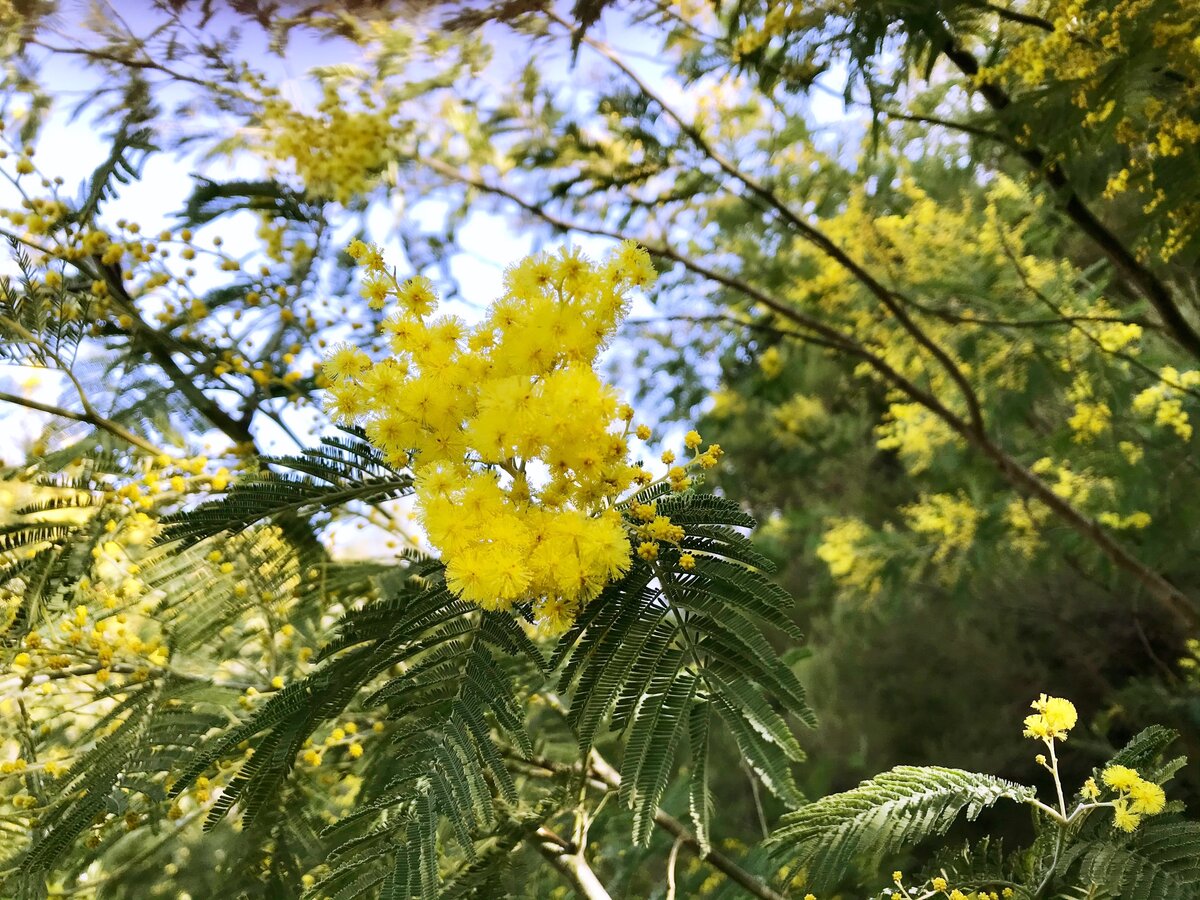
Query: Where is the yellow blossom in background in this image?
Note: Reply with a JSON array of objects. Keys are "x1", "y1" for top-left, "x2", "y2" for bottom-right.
[
  {"x1": 1119, "y1": 441, "x2": 1145, "y2": 465},
  {"x1": 875, "y1": 401, "x2": 959, "y2": 474},
  {"x1": 1067, "y1": 401, "x2": 1111, "y2": 442},
  {"x1": 1132, "y1": 367, "x2": 1200, "y2": 441},
  {"x1": 901, "y1": 491, "x2": 979, "y2": 565},
  {"x1": 1095, "y1": 321, "x2": 1143, "y2": 354},
  {"x1": 758, "y1": 345, "x2": 784, "y2": 379},
  {"x1": 771, "y1": 393, "x2": 826, "y2": 445},
  {"x1": 1097, "y1": 510, "x2": 1152, "y2": 531},
  {"x1": 709, "y1": 387, "x2": 746, "y2": 419},
  {"x1": 816, "y1": 517, "x2": 884, "y2": 600},
  {"x1": 259, "y1": 84, "x2": 403, "y2": 203},
  {"x1": 979, "y1": 0, "x2": 1200, "y2": 261}
]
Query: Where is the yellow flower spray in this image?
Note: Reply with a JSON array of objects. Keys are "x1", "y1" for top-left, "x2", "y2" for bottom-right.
[{"x1": 325, "y1": 241, "x2": 719, "y2": 633}]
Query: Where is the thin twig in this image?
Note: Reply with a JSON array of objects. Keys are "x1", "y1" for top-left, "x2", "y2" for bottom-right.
[{"x1": 0, "y1": 389, "x2": 163, "y2": 455}]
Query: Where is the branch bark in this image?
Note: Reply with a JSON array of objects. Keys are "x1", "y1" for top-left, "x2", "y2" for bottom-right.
[
  {"x1": 536, "y1": 829, "x2": 613, "y2": 900},
  {"x1": 427, "y1": 163, "x2": 1200, "y2": 630},
  {"x1": 586, "y1": 752, "x2": 790, "y2": 900},
  {"x1": 95, "y1": 263, "x2": 259, "y2": 451},
  {"x1": 934, "y1": 29, "x2": 1200, "y2": 364}
]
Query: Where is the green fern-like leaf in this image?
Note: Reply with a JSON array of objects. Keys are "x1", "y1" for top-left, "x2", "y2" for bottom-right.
[
  {"x1": 75, "y1": 124, "x2": 156, "y2": 222},
  {"x1": 769, "y1": 765, "x2": 1036, "y2": 893},
  {"x1": 1104, "y1": 726, "x2": 1182, "y2": 778},
  {"x1": 555, "y1": 491, "x2": 813, "y2": 846},
  {"x1": 926, "y1": 837, "x2": 1034, "y2": 899},
  {"x1": 182, "y1": 177, "x2": 315, "y2": 226},
  {"x1": 1074, "y1": 817, "x2": 1200, "y2": 900},
  {"x1": 160, "y1": 432, "x2": 411, "y2": 547},
  {"x1": 167, "y1": 569, "x2": 536, "y2": 900}
]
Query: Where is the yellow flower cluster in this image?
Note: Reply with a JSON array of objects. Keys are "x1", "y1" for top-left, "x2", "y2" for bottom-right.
[
  {"x1": 730, "y1": 4, "x2": 822, "y2": 59},
  {"x1": 325, "y1": 241, "x2": 715, "y2": 633},
  {"x1": 1097, "y1": 510, "x2": 1152, "y2": 531},
  {"x1": 884, "y1": 871, "x2": 1013, "y2": 899},
  {"x1": 1067, "y1": 401, "x2": 1111, "y2": 442},
  {"x1": 981, "y1": 0, "x2": 1200, "y2": 261},
  {"x1": 1066, "y1": 373, "x2": 1111, "y2": 443},
  {"x1": 770, "y1": 393, "x2": 826, "y2": 445},
  {"x1": 901, "y1": 492, "x2": 979, "y2": 566},
  {"x1": 1132, "y1": 367, "x2": 1200, "y2": 441},
  {"x1": 758, "y1": 345, "x2": 784, "y2": 379},
  {"x1": 1005, "y1": 457, "x2": 1119, "y2": 557},
  {"x1": 875, "y1": 401, "x2": 959, "y2": 474},
  {"x1": 1179, "y1": 638, "x2": 1200, "y2": 683},
  {"x1": 258, "y1": 85, "x2": 401, "y2": 203},
  {"x1": 1100, "y1": 764, "x2": 1167, "y2": 831},
  {"x1": 1092, "y1": 320, "x2": 1143, "y2": 354},
  {"x1": 815, "y1": 517, "x2": 884, "y2": 600},
  {"x1": 1022, "y1": 693, "x2": 1078, "y2": 741},
  {"x1": 3, "y1": 518, "x2": 174, "y2": 689}
]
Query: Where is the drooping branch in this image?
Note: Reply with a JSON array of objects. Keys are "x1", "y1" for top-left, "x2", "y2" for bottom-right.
[
  {"x1": 422, "y1": 163, "x2": 1200, "y2": 630},
  {"x1": 92, "y1": 263, "x2": 259, "y2": 452},
  {"x1": 557, "y1": 14, "x2": 987, "y2": 435},
  {"x1": 509, "y1": 742, "x2": 789, "y2": 900},
  {"x1": 933, "y1": 28, "x2": 1200, "y2": 364},
  {"x1": 586, "y1": 752, "x2": 790, "y2": 900}
]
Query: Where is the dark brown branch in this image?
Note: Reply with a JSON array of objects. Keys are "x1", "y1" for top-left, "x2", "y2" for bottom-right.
[
  {"x1": 95, "y1": 264, "x2": 258, "y2": 451},
  {"x1": 587, "y1": 753, "x2": 789, "y2": 900},
  {"x1": 26, "y1": 38, "x2": 225, "y2": 92},
  {"x1": 879, "y1": 107, "x2": 1005, "y2": 142},
  {"x1": 561, "y1": 16, "x2": 988, "y2": 436},
  {"x1": 427, "y1": 164, "x2": 1200, "y2": 630},
  {"x1": 935, "y1": 29, "x2": 1200, "y2": 364},
  {"x1": 511, "y1": 747, "x2": 788, "y2": 900},
  {"x1": 999, "y1": 235, "x2": 1200, "y2": 404},
  {"x1": 976, "y1": 2, "x2": 1054, "y2": 31}
]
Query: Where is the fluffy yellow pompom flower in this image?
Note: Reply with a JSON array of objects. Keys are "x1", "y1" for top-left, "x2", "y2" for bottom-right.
[
  {"x1": 1022, "y1": 694, "x2": 1077, "y2": 741},
  {"x1": 328, "y1": 242, "x2": 668, "y2": 633},
  {"x1": 1101, "y1": 765, "x2": 1140, "y2": 792},
  {"x1": 1097, "y1": 764, "x2": 1167, "y2": 830},
  {"x1": 1129, "y1": 779, "x2": 1166, "y2": 815},
  {"x1": 1112, "y1": 799, "x2": 1141, "y2": 833}
]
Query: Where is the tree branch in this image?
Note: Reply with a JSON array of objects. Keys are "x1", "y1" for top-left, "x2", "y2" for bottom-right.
[
  {"x1": 587, "y1": 752, "x2": 789, "y2": 900},
  {"x1": 0, "y1": 389, "x2": 164, "y2": 456},
  {"x1": 94, "y1": 263, "x2": 259, "y2": 451},
  {"x1": 934, "y1": 28, "x2": 1200, "y2": 363},
  {"x1": 974, "y1": 1, "x2": 1054, "y2": 31},
  {"x1": 559, "y1": 15, "x2": 987, "y2": 435},
  {"x1": 536, "y1": 828, "x2": 613, "y2": 900}
]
